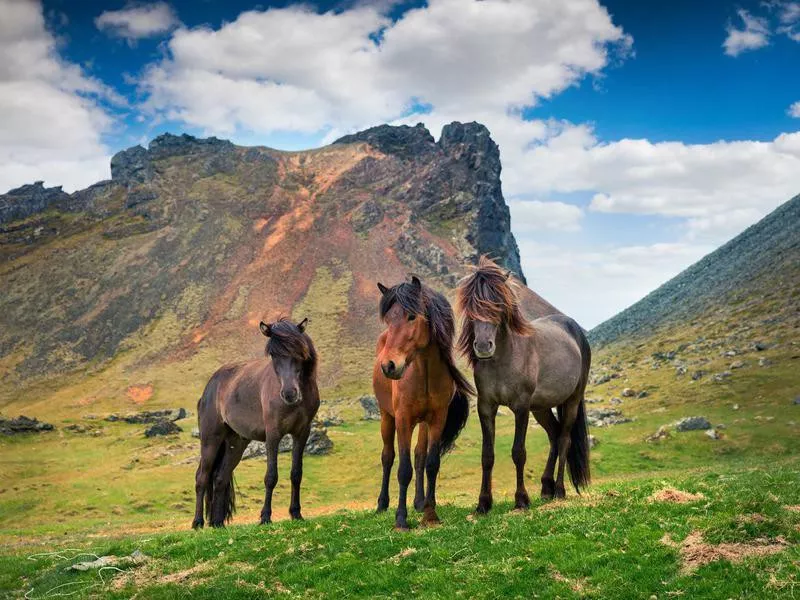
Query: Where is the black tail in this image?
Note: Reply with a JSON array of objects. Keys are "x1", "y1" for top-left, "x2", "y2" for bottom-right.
[
  {"x1": 556, "y1": 316, "x2": 592, "y2": 492},
  {"x1": 205, "y1": 442, "x2": 236, "y2": 526},
  {"x1": 440, "y1": 388, "x2": 470, "y2": 456}
]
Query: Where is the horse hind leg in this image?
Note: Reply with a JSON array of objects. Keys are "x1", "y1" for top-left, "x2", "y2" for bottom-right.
[
  {"x1": 413, "y1": 423, "x2": 428, "y2": 512},
  {"x1": 532, "y1": 408, "x2": 560, "y2": 500},
  {"x1": 394, "y1": 415, "x2": 414, "y2": 530},
  {"x1": 209, "y1": 432, "x2": 248, "y2": 527},
  {"x1": 193, "y1": 424, "x2": 225, "y2": 529},
  {"x1": 554, "y1": 398, "x2": 580, "y2": 500}
]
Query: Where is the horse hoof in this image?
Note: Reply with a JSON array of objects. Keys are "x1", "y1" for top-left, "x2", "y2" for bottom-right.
[
  {"x1": 413, "y1": 499, "x2": 425, "y2": 513},
  {"x1": 475, "y1": 503, "x2": 492, "y2": 515},
  {"x1": 394, "y1": 524, "x2": 410, "y2": 532},
  {"x1": 291, "y1": 514, "x2": 304, "y2": 521},
  {"x1": 191, "y1": 519, "x2": 204, "y2": 530},
  {"x1": 554, "y1": 486, "x2": 566, "y2": 500},
  {"x1": 540, "y1": 491, "x2": 554, "y2": 501},
  {"x1": 514, "y1": 492, "x2": 531, "y2": 510},
  {"x1": 260, "y1": 518, "x2": 272, "y2": 525}
]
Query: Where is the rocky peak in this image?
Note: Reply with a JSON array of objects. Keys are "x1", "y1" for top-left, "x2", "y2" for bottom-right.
[
  {"x1": 333, "y1": 123, "x2": 437, "y2": 160},
  {"x1": 439, "y1": 121, "x2": 499, "y2": 172},
  {"x1": 111, "y1": 133, "x2": 236, "y2": 186},
  {"x1": 0, "y1": 181, "x2": 70, "y2": 225}
]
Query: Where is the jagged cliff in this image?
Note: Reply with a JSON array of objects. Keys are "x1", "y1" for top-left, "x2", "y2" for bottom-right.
[{"x1": 0, "y1": 122, "x2": 534, "y2": 403}]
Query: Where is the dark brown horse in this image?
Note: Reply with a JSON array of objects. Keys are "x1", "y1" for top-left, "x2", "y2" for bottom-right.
[
  {"x1": 373, "y1": 275, "x2": 473, "y2": 530},
  {"x1": 456, "y1": 257, "x2": 591, "y2": 513},
  {"x1": 192, "y1": 318, "x2": 320, "y2": 528}
]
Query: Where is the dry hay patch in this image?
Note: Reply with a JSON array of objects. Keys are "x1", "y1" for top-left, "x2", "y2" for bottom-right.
[
  {"x1": 649, "y1": 487, "x2": 705, "y2": 504},
  {"x1": 661, "y1": 531, "x2": 788, "y2": 574},
  {"x1": 111, "y1": 560, "x2": 215, "y2": 591},
  {"x1": 549, "y1": 566, "x2": 594, "y2": 596},
  {"x1": 783, "y1": 505, "x2": 800, "y2": 512}
]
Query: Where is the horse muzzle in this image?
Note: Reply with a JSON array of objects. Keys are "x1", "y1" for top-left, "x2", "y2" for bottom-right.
[
  {"x1": 473, "y1": 341, "x2": 495, "y2": 360},
  {"x1": 281, "y1": 389, "x2": 302, "y2": 405},
  {"x1": 381, "y1": 360, "x2": 406, "y2": 380}
]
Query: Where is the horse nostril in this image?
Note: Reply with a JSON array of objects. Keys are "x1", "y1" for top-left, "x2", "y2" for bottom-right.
[{"x1": 386, "y1": 360, "x2": 396, "y2": 373}]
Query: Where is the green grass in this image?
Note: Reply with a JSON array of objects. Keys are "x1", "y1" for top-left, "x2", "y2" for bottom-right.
[{"x1": 1, "y1": 463, "x2": 798, "y2": 598}]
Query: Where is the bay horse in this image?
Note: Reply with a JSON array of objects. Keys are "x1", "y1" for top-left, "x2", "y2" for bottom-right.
[
  {"x1": 456, "y1": 257, "x2": 591, "y2": 513},
  {"x1": 373, "y1": 275, "x2": 474, "y2": 530},
  {"x1": 192, "y1": 318, "x2": 320, "y2": 528}
]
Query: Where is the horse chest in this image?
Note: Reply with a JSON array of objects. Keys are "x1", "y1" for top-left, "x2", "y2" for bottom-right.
[{"x1": 475, "y1": 367, "x2": 532, "y2": 409}]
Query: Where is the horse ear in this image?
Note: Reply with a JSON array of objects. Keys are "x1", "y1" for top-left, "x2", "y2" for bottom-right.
[
  {"x1": 259, "y1": 321, "x2": 272, "y2": 337},
  {"x1": 504, "y1": 270, "x2": 512, "y2": 281},
  {"x1": 296, "y1": 317, "x2": 308, "y2": 332},
  {"x1": 411, "y1": 275, "x2": 421, "y2": 290},
  {"x1": 377, "y1": 282, "x2": 389, "y2": 295}
]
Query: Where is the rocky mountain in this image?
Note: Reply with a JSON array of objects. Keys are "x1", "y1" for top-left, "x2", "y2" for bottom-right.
[
  {"x1": 590, "y1": 193, "x2": 800, "y2": 347},
  {"x1": 0, "y1": 122, "x2": 548, "y2": 405}
]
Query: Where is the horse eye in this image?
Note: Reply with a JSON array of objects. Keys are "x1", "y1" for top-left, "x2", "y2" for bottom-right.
[{"x1": 408, "y1": 314, "x2": 416, "y2": 321}]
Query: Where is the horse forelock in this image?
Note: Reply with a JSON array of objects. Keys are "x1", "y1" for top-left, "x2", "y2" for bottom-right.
[
  {"x1": 379, "y1": 281, "x2": 424, "y2": 321},
  {"x1": 456, "y1": 257, "x2": 533, "y2": 364},
  {"x1": 266, "y1": 319, "x2": 317, "y2": 367}
]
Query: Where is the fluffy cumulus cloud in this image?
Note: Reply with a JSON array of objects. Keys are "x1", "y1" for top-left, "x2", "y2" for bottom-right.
[
  {"x1": 790, "y1": 101, "x2": 800, "y2": 117},
  {"x1": 778, "y1": 1, "x2": 800, "y2": 41},
  {"x1": 723, "y1": 9, "x2": 770, "y2": 56},
  {"x1": 95, "y1": 2, "x2": 180, "y2": 42},
  {"x1": 516, "y1": 126, "x2": 800, "y2": 242},
  {"x1": 0, "y1": 0, "x2": 118, "y2": 193},
  {"x1": 140, "y1": 0, "x2": 630, "y2": 136}
]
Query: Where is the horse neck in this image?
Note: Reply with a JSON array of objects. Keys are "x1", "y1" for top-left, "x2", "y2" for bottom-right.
[{"x1": 494, "y1": 321, "x2": 515, "y2": 361}]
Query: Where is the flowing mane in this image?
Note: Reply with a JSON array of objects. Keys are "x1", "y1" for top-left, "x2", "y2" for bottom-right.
[
  {"x1": 380, "y1": 280, "x2": 475, "y2": 398},
  {"x1": 456, "y1": 256, "x2": 534, "y2": 366},
  {"x1": 265, "y1": 318, "x2": 318, "y2": 375}
]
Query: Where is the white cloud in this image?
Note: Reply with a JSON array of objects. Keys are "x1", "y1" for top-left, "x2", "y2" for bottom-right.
[
  {"x1": 789, "y1": 101, "x2": 800, "y2": 117},
  {"x1": 95, "y1": 2, "x2": 179, "y2": 42},
  {"x1": 507, "y1": 125, "x2": 800, "y2": 243},
  {"x1": 0, "y1": 0, "x2": 117, "y2": 193},
  {"x1": 778, "y1": 1, "x2": 800, "y2": 41},
  {"x1": 140, "y1": 0, "x2": 629, "y2": 136},
  {"x1": 518, "y1": 239, "x2": 713, "y2": 328},
  {"x1": 723, "y1": 9, "x2": 770, "y2": 56},
  {"x1": 509, "y1": 200, "x2": 584, "y2": 232}
]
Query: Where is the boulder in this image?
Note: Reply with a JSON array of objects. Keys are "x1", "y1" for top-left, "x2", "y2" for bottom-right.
[
  {"x1": 107, "y1": 408, "x2": 187, "y2": 424},
  {"x1": 242, "y1": 425, "x2": 334, "y2": 459},
  {"x1": 610, "y1": 397, "x2": 622, "y2": 406},
  {"x1": 730, "y1": 360, "x2": 745, "y2": 369},
  {"x1": 360, "y1": 395, "x2": 381, "y2": 421},
  {"x1": 705, "y1": 429, "x2": 721, "y2": 440},
  {"x1": 621, "y1": 388, "x2": 636, "y2": 398},
  {"x1": 674, "y1": 416, "x2": 712, "y2": 432},
  {"x1": 713, "y1": 371, "x2": 732, "y2": 382},
  {"x1": 144, "y1": 420, "x2": 182, "y2": 437},
  {"x1": 636, "y1": 390, "x2": 649, "y2": 399},
  {"x1": 317, "y1": 412, "x2": 343, "y2": 427},
  {"x1": 0, "y1": 415, "x2": 55, "y2": 435},
  {"x1": 585, "y1": 408, "x2": 632, "y2": 427},
  {"x1": 691, "y1": 370, "x2": 706, "y2": 381}
]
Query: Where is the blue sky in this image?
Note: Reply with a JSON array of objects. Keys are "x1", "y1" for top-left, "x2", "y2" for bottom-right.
[{"x1": 3, "y1": 0, "x2": 800, "y2": 327}]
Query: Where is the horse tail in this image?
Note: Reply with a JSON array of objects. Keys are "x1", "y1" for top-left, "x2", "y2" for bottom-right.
[
  {"x1": 559, "y1": 319, "x2": 592, "y2": 492},
  {"x1": 199, "y1": 367, "x2": 237, "y2": 526},
  {"x1": 440, "y1": 387, "x2": 470, "y2": 456},
  {"x1": 205, "y1": 442, "x2": 237, "y2": 526}
]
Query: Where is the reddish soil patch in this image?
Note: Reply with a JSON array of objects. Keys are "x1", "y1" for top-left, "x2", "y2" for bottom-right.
[
  {"x1": 649, "y1": 487, "x2": 705, "y2": 503},
  {"x1": 662, "y1": 531, "x2": 788, "y2": 573},
  {"x1": 126, "y1": 384, "x2": 153, "y2": 404}
]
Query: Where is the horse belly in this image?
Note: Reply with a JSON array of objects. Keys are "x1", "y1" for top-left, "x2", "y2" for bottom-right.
[
  {"x1": 530, "y1": 355, "x2": 582, "y2": 409},
  {"x1": 222, "y1": 396, "x2": 266, "y2": 441}
]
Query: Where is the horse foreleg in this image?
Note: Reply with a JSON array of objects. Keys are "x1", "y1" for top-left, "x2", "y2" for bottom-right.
[
  {"x1": 259, "y1": 433, "x2": 282, "y2": 524},
  {"x1": 413, "y1": 423, "x2": 428, "y2": 512},
  {"x1": 421, "y1": 414, "x2": 445, "y2": 526},
  {"x1": 555, "y1": 401, "x2": 579, "y2": 500},
  {"x1": 532, "y1": 408, "x2": 560, "y2": 500},
  {"x1": 476, "y1": 401, "x2": 498, "y2": 514},
  {"x1": 512, "y1": 408, "x2": 530, "y2": 509},
  {"x1": 394, "y1": 415, "x2": 413, "y2": 530},
  {"x1": 377, "y1": 413, "x2": 395, "y2": 512},
  {"x1": 289, "y1": 429, "x2": 310, "y2": 520}
]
